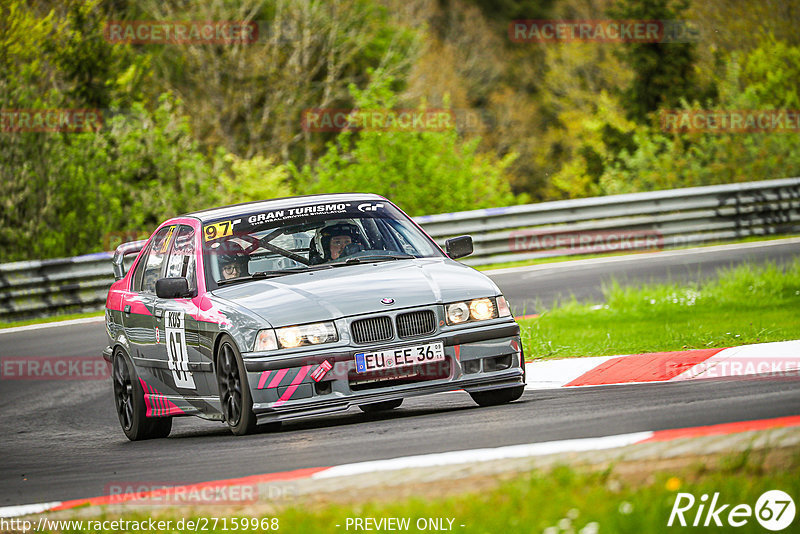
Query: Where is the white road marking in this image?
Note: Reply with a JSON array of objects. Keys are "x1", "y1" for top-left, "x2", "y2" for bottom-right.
[
  {"x1": 0, "y1": 502, "x2": 62, "y2": 518},
  {"x1": 311, "y1": 432, "x2": 653, "y2": 479},
  {"x1": 0, "y1": 315, "x2": 105, "y2": 335}
]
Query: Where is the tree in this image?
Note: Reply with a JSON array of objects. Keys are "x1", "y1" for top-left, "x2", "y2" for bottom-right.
[
  {"x1": 608, "y1": 0, "x2": 700, "y2": 121},
  {"x1": 292, "y1": 73, "x2": 517, "y2": 216},
  {"x1": 599, "y1": 40, "x2": 800, "y2": 195}
]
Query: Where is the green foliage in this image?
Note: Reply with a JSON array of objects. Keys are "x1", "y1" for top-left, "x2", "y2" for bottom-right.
[
  {"x1": 741, "y1": 37, "x2": 800, "y2": 108},
  {"x1": 609, "y1": 0, "x2": 701, "y2": 121},
  {"x1": 600, "y1": 39, "x2": 800, "y2": 194},
  {"x1": 216, "y1": 153, "x2": 293, "y2": 205},
  {"x1": 2, "y1": 0, "x2": 800, "y2": 261},
  {"x1": 292, "y1": 74, "x2": 518, "y2": 216},
  {"x1": 0, "y1": 96, "x2": 222, "y2": 261}
]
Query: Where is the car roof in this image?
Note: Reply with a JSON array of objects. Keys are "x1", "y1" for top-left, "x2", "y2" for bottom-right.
[{"x1": 184, "y1": 193, "x2": 387, "y2": 223}]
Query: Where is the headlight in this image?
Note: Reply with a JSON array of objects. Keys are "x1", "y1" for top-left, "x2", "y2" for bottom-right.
[
  {"x1": 445, "y1": 297, "x2": 502, "y2": 325},
  {"x1": 446, "y1": 302, "x2": 470, "y2": 324},
  {"x1": 275, "y1": 322, "x2": 337, "y2": 349},
  {"x1": 469, "y1": 298, "x2": 494, "y2": 321}
]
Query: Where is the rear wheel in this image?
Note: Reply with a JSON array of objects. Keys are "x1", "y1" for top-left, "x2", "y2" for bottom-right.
[
  {"x1": 112, "y1": 351, "x2": 172, "y2": 440},
  {"x1": 216, "y1": 338, "x2": 258, "y2": 436},
  {"x1": 469, "y1": 386, "x2": 524, "y2": 407},
  {"x1": 359, "y1": 399, "x2": 403, "y2": 413}
]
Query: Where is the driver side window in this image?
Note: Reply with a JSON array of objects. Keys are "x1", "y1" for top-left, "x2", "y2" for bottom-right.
[
  {"x1": 165, "y1": 225, "x2": 197, "y2": 293},
  {"x1": 134, "y1": 225, "x2": 175, "y2": 294}
]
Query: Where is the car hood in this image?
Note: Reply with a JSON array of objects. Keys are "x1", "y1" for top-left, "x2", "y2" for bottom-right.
[{"x1": 210, "y1": 258, "x2": 499, "y2": 327}]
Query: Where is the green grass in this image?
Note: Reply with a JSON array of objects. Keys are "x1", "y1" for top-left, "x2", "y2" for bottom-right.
[
  {"x1": 518, "y1": 258, "x2": 800, "y2": 359},
  {"x1": 0, "y1": 310, "x2": 103, "y2": 329},
  {"x1": 46, "y1": 447, "x2": 800, "y2": 533},
  {"x1": 474, "y1": 234, "x2": 800, "y2": 272}
]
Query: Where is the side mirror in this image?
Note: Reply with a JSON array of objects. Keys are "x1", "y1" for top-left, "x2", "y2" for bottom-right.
[
  {"x1": 445, "y1": 235, "x2": 473, "y2": 259},
  {"x1": 155, "y1": 277, "x2": 192, "y2": 299}
]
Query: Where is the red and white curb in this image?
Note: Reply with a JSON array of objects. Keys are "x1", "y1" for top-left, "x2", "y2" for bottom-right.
[
  {"x1": 2, "y1": 415, "x2": 800, "y2": 519},
  {"x1": 524, "y1": 340, "x2": 800, "y2": 389}
]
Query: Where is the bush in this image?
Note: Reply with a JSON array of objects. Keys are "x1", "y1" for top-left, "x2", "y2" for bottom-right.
[{"x1": 292, "y1": 73, "x2": 518, "y2": 216}]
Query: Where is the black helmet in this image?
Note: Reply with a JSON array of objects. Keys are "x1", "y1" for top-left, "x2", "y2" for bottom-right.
[
  {"x1": 215, "y1": 240, "x2": 249, "y2": 276},
  {"x1": 319, "y1": 222, "x2": 363, "y2": 259}
]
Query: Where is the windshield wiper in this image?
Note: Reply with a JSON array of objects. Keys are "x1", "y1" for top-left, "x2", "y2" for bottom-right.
[
  {"x1": 216, "y1": 275, "x2": 257, "y2": 286},
  {"x1": 217, "y1": 265, "x2": 333, "y2": 285},
  {"x1": 334, "y1": 254, "x2": 415, "y2": 266},
  {"x1": 253, "y1": 265, "x2": 334, "y2": 278}
]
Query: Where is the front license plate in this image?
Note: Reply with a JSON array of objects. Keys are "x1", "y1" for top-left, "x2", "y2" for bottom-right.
[{"x1": 355, "y1": 341, "x2": 445, "y2": 373}]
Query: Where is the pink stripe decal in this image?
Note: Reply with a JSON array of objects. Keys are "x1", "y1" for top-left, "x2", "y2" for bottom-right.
[
  {"x1": 140, "y1": 379, "x2": 152, "y2": 417},
  {"x1": 257, "y1": 370, "x2": 272, "y2": 390},
  {"x1": 273, "y1": 365, "x2": 312, "y2": 407},
  {"x1": 267, "y1": 368, "x2": 289, "y2": 389}
]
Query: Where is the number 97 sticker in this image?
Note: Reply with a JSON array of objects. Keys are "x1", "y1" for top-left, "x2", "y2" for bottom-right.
[{"x1": 204, "y1": 219, "x2": 239, "y2": 242}]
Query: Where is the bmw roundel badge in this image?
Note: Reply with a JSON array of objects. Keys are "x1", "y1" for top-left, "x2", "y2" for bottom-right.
[{"x1": 381, "y1": 297, "x2": 394, "y2": 305}]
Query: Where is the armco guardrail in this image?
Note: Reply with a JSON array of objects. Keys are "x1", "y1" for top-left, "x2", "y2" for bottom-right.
[
  {"x1": 418, "y1": 177, "x2": 800, "y2": 265},
  {"x1": 0, "y1": 252, "x2": 114, "y2": 322},
  {"x1": 2, "y1": 178, "x2": 800, "y2": 322}
]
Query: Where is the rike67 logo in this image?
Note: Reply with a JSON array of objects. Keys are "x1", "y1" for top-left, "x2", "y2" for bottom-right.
[{"x1": 668, "y1": 490, "x2": 795, "y2": 531}]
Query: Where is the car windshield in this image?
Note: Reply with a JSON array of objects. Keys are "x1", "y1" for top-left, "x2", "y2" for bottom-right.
[{"x1": 202, "y1": 200, "x2": 443, "y2": 287}]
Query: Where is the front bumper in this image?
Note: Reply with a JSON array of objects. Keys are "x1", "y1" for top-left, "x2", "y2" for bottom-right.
[{"x1": 241, "y1": 321, "x2": 524, "y2": 424}]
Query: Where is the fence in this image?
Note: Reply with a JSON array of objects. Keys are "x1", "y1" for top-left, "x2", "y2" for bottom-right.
[{"x1": 2, "y1": 178, "x2": 799, "y2": 321}]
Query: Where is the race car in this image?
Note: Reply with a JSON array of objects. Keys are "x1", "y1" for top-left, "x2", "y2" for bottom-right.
[{"x1": 104, "y1": 194, "x2": 525, "y2": 440}]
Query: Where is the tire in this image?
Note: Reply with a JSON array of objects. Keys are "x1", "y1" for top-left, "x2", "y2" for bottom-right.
[
  {"x1": 112, "y1": 350, "x2": 172, "y2": 440},
  {"x1": 469, "y1": 386, "x2": 524, "y2": 407},
  {"x1": 359, "y1": 399, "x2": 403, "y2": 413},
  {"x1": 216, "y1": 337, "x2": 258, "y2": 436}
]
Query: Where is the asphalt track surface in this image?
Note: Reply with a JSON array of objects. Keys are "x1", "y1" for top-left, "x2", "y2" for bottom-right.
[{"x1": 1, "y1": 240, "x2": 799, "y2": 508}]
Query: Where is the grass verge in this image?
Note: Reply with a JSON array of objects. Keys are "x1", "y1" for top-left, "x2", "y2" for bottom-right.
[{"x1": 518, "y1": 258, "x2": 800, "y2": 359}]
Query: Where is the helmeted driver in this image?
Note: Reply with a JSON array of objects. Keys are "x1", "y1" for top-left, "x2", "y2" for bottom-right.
[
  {"x1": 317, "y1": 222, "x2": 364, "y2": 262},
  {"x1": 216, "y1": 241, "x2": 250, "y2": 280}
]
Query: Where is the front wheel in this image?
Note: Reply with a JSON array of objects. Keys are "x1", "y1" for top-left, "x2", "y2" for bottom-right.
[
  {"x1": 216, "y1": 338, "x2": 257, "y2": 436},
  {"x1": 112, "y1": 351, "x2": 172, "y2": 440},
  {"x1": 469, "y1": 386, "x2": 524, "y2": 407}
]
